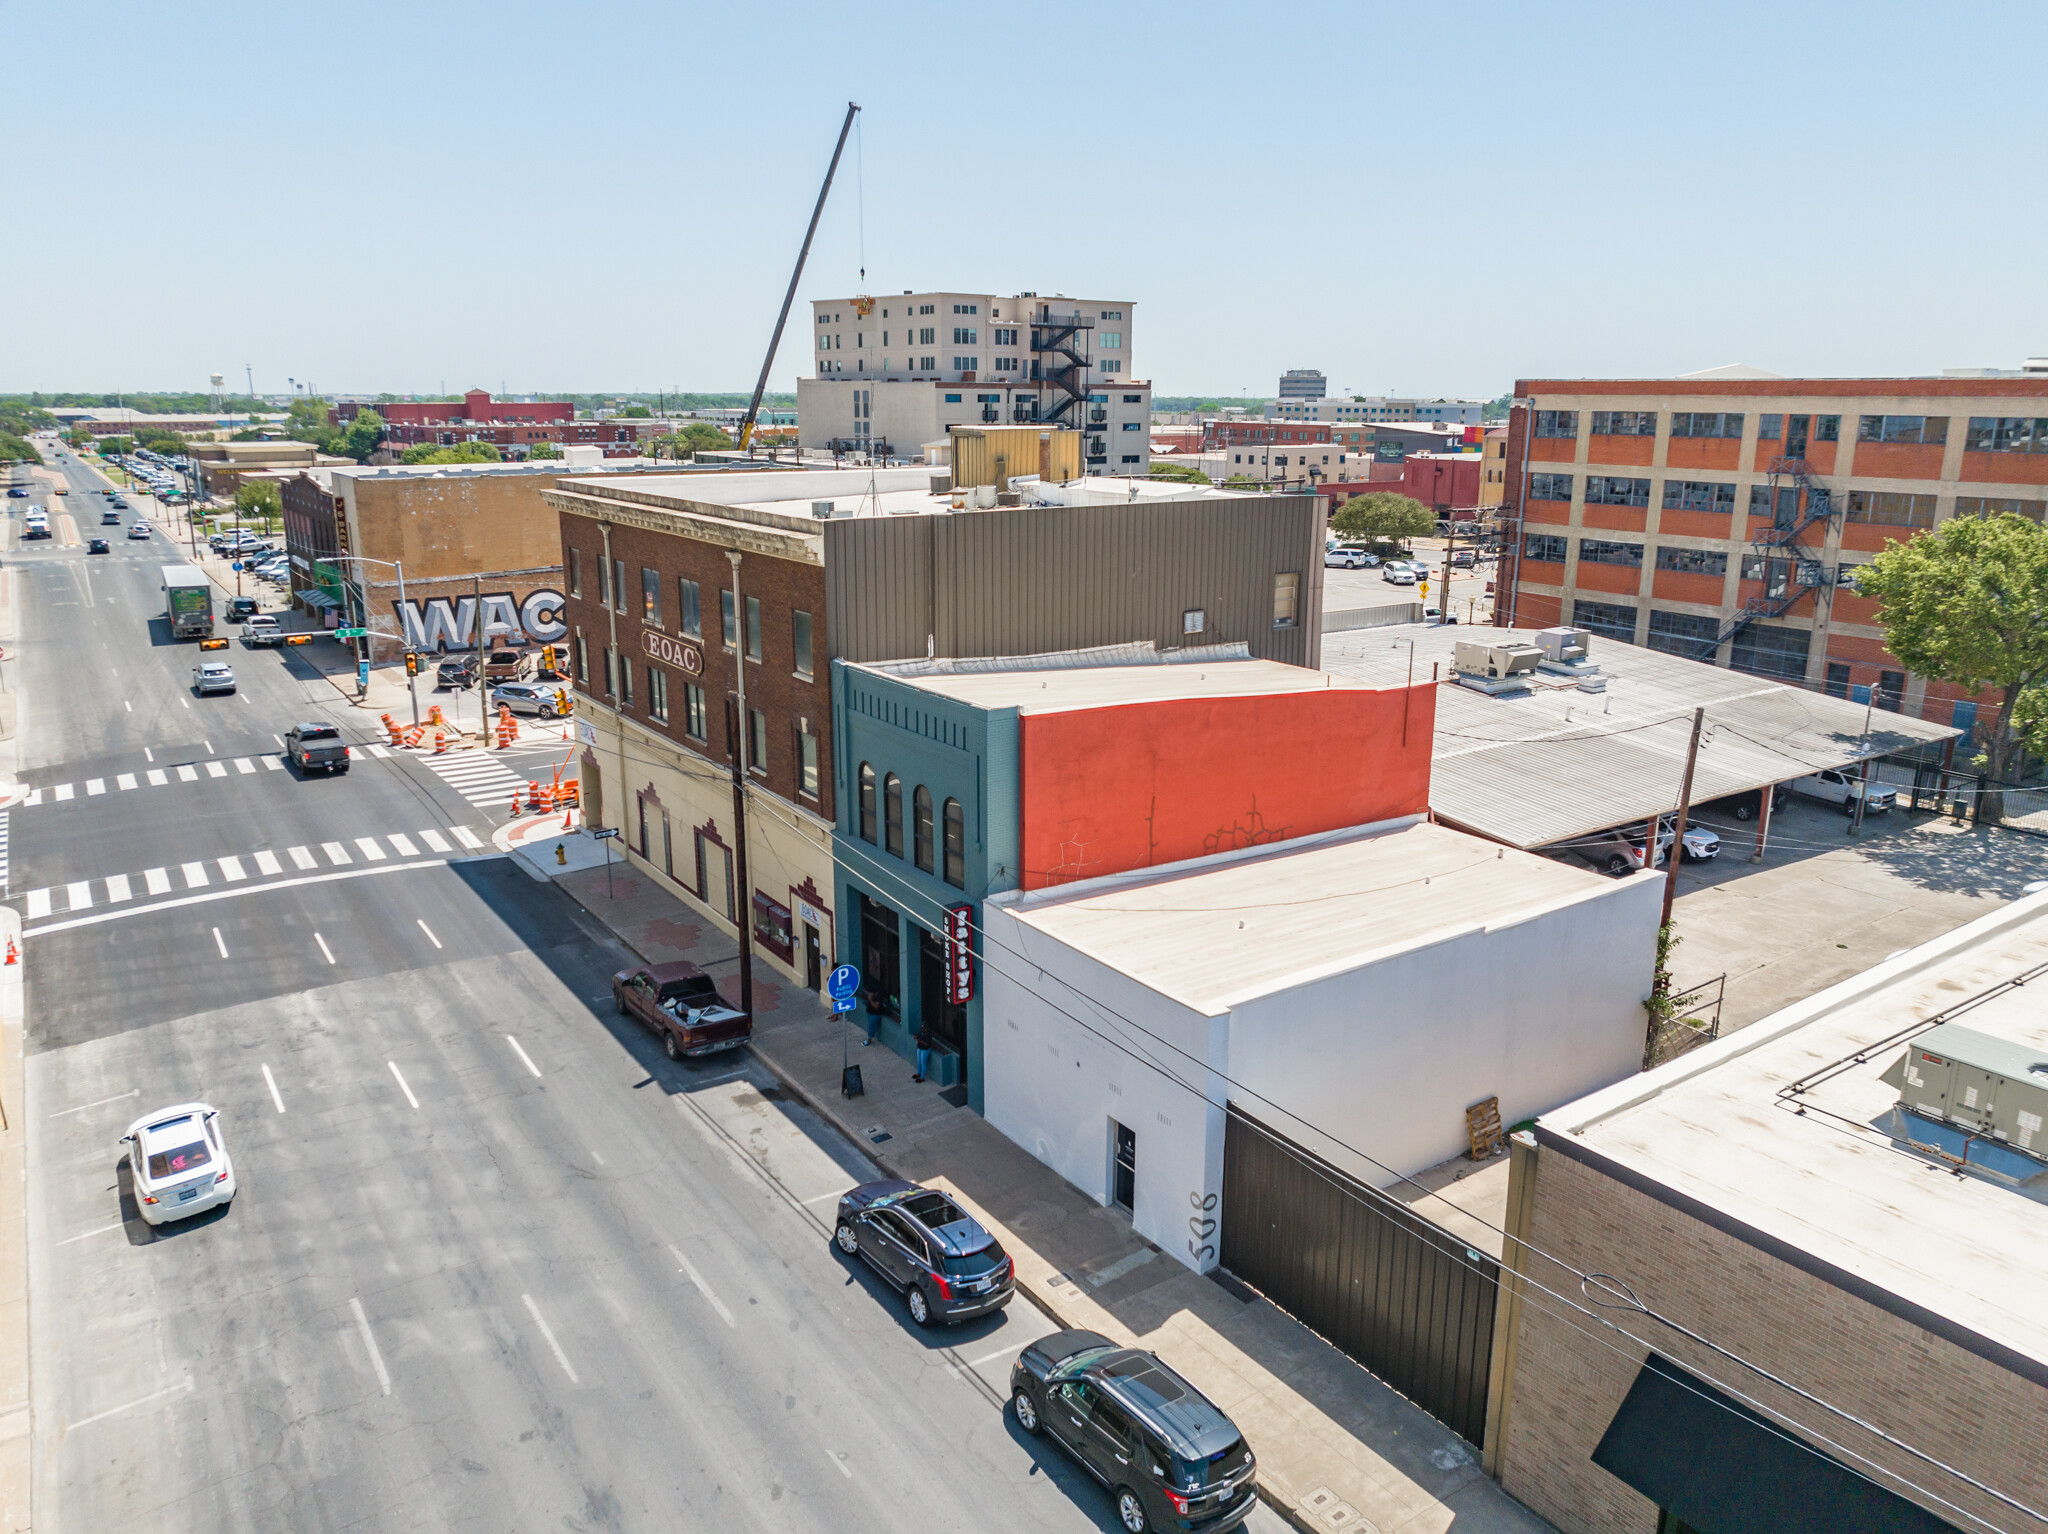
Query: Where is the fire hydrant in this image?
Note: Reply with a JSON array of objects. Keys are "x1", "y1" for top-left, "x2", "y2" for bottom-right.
[{"x1": 555, "y1": 844, "x2": 567, "y2": 866}]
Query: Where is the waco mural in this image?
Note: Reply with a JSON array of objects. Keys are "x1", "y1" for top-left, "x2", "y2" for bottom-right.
[{"x1": 393, "y1": 590, "x2": 568, "y2": 651}]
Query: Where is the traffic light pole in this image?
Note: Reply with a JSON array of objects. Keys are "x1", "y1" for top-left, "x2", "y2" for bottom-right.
[{"x1": 396, "y1": 559, "x2": 418, "y2": 725}]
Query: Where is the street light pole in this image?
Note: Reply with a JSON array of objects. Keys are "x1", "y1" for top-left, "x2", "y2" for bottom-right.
[{"x1": 396, "y1": 559, "x2": 419, "y2": 726}]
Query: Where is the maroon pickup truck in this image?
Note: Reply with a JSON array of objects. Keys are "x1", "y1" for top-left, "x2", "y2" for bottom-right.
[{"x1": 611, "y1": 962, "x2": 751, "y2": 1060}]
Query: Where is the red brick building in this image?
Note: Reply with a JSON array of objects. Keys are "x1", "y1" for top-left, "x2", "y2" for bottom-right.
[{"x1": 338, "y1": 390, "x2": 645, "y2": 458}]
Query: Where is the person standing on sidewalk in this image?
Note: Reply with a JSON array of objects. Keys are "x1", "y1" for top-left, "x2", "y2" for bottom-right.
[
  {"x1": 913, "y1": 1025, "x2": 933, "y2": 1084},
  {"x1": 863, "y1": 994, "x2": 883, "y2": 1046}
]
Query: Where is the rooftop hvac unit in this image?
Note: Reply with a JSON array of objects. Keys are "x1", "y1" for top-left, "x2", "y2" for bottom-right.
[
  {"x1": 1453, "y1": 640, "x2": 1543, "y2": 694},
  {"x1": 1533, "y1": 625, "x2": 1601, "y2": 680},
  {"x1": 1880, "y1": 1022, "x2": 2048, "y2": 1177}
]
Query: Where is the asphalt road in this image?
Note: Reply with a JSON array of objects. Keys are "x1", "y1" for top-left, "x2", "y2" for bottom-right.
[{"x1": 13, "y1": 446, "x2": 1286, "y2": 1531}]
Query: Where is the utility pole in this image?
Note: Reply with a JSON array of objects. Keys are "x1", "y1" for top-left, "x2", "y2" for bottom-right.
[
  {"x1": 1850, "y1": 755, "x2": 1872, "y2": 838},
  {"x1": 474, "y1": 572, "x2": 487, "y2": 740},
  {"x1": 1658, "y1": 707, "x2": 1707, "y2": 937}
]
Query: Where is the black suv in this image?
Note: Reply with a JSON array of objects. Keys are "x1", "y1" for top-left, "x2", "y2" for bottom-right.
[
  {"x1": 436, "y1": 653, "x2": 479, "y2": 689},
  {"x1": 1012, "y1": 1331, "x2": 1257, "y2": 1533},
  {"x1": 832, "y1": 1179, "x2": 1014, "y2": 1326}
]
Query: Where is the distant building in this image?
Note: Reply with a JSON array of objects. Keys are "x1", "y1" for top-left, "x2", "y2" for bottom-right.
[
  {"x1": 1479, "y1": 423, "x2": 1509, "y2": 512},
  {"x1": 1199, "y1": 420, "x2": 1374, "y2": 490},
  {"x1": 796, "y1": 291, "x2": 1150, "y2": 475},
  {"x1": 337, "y1": 390, "x2": 645, "y2": 459},
  {"x1": 1271, "y1": 396, "x2": 1488, "y2": 425},
  {"x1": 1278, "y1": 368, "x2": 1327, "y2": 400}
]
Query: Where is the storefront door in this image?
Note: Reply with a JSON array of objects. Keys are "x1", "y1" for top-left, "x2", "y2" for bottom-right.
[{"x1": 917, "y1": 929, "x2": 969, "y2": 1072}]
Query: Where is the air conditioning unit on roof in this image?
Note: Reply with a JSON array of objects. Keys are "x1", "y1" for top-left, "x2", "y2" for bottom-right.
[{"x1": 1453, "y1": 640, "x2": 1543, "y2": 695}]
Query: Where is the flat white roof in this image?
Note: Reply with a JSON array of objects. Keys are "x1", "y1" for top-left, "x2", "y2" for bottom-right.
[
  {"x1": 993, "y1": 820, "x2": 1628, "y2": 1016},
  {"x1": 861, "y1": 654, "x2": 1382, "y2": 715},
  {"x1": 1545, "y1": 892, "x2": 2048, "y2": 1372}
]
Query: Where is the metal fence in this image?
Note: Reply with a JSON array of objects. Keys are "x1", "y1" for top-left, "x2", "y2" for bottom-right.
[{"x1": 1322, "y1": 601, "x2": 1424, "y2": 633}]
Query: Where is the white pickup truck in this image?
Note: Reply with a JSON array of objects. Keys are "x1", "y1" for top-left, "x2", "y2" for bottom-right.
[
  {"x1": 241, "y1": 614, "x2": 286, "y2": 647},
  {"x1": 1795, "y1": 768, "x2": 1897, "y2": 815}
]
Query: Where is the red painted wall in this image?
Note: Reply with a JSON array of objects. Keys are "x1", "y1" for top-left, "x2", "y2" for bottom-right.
[{"x1": 1017, "y1": 685, "x2": 1436, "y2": 890}]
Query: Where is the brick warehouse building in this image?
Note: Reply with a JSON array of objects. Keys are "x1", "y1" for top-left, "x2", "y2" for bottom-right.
[
  {"x1": 337, "y1": 390, "x2": 646, "y2": 458},
  {"x1": 1497, "y1": 373, "x2": 2048, "y2": 719}
]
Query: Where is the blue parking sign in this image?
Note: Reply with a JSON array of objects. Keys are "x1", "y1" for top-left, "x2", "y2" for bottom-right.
[{"x1": 827, "y1": 964, "x2": 860, "y2": 1001}]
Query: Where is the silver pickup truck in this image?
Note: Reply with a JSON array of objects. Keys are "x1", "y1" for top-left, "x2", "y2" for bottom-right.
[{"x1": 241, "y1": 614, "x2": 287, "y2": 647}]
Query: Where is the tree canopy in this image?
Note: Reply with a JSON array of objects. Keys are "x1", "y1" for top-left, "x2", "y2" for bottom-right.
[
  {"x1": 339, "y1": 409, "x2": 385, "y2": 462},
  {"x1": 1149, "y1": 461, "x2": 1211, "y2": 485},
  {"x1": 234, "y1": 479, "x2": 283, "y2": 517},
  {"x1": 527, "y1": 440, "x2": 564, "y2": 460},
  {"x1": 400, "y1": 441, "x2": 501, "y2": 465},
  {"x1": 0, "y1": 433, "x2": 36, "y2": 464},
  {"x1": 1857, "y1": 512, "x2": 2048, "y2": 821},
  {"x1": 655, "y1": 422, "x2": 733, "y2": 458},
  {"x1": 1331, "y1": 491, "x2": 1434, "y2": 545}
]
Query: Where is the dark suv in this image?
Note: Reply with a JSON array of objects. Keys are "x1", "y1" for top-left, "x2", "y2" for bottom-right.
[
  {"x1": 1012, "y1": 1331, "x2": 1257, "y2": 1533},
  {"x1": 832, "y1": 1179, "x2": 1014, "y2": 1326}
]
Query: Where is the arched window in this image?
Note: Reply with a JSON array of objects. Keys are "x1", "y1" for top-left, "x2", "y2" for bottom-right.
[
  {"x1": 857, "y1": 762, "x2": 877, "y2": 844},
  {"x1": 913, "y1": 786, "x2": 934, "y2": 873},
  {"x1": 942, "y1": 797, "x2": 965, "y2": 889},
  {"x1": 884, "y1": 773, "x2": 904, "y2": 858}
]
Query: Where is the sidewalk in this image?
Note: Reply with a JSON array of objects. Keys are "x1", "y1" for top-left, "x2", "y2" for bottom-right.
[
  {"x1": 519, "y1": 829, "x2": 1552, "y2": 1534},
  {"x1": 0, "y1": 907, "x2": 28, "y2": 1534}
]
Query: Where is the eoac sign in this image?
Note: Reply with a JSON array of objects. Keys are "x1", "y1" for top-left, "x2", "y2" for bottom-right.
[
  {"x1": 945, "y1": 905, "x2": 974, "y2": 1004},
  {"x1": 642, "y1": 630, "x2": 703, "y2": 675}
]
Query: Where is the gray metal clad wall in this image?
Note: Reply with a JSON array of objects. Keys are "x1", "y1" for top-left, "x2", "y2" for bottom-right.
[{"x1": 826, "y1": 496, "x2": 1323, "y2": 666}]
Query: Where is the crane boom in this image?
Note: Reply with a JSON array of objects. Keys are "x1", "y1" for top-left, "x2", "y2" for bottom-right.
[{"x1": 737, "y1": 101, "x2": 860, "y2": 454}]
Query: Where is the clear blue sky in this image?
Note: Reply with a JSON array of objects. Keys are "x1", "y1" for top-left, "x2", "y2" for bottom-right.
[{"x1": 8, "y1": 1, "x2": 2044, "y2": 399}]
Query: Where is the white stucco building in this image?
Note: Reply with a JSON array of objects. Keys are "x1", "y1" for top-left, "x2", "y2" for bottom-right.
[{"x1": 979, "y1": 818, "x2": 1664, "y2": 1274}]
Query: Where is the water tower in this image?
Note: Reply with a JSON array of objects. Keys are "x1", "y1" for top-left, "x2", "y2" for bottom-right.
[{"x1": 209, "y1": 373, "x2": 225, "y2": 411}]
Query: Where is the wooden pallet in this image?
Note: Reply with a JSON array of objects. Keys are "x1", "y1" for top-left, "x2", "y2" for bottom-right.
[{"x1": 1466, "y1": 1095, "x2": 1505, "y2": 1160}]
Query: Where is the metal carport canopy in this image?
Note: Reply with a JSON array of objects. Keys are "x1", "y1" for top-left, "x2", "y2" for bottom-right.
[{"x1": 1319, "y1": 623, "x2": 1960, "y2": 851}]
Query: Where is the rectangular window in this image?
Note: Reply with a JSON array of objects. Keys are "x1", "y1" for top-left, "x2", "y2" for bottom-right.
[
  {"x1": 1528, "y1": 472, "x2": 1574, "y2": 502},
  {"x1": 1814, "y1": 414, "x2": 1841, "y2": 441},
  {"x1": 568, "y1": 547, "x2": 582, "y2": 598},
  {"x1": 1964, "y1": 417, "x2": 2048, "y2": 454},
  {"x1": 1100, "y1": 332, "x2": 1122, "y2": 348},
  {"x1": 1571, "y1": 599, "x2": 1638, "y2": 643},
  {"x1": 748, "y1": 708, "x2": 767, "y2": 774},
  {"x1": 992, "y1": 328, "x2": 1017, "y2": 346},
  {"x1": 1584, "y1": 476, "x2": 1653, "y2": 507},
  {"x1": 1646, "y1": 610, "x2": 1720, "y2": 658},
  {"x1": 618, "y1": 655, "x2": 632, "y2": 707},
  {"x1": 720, "y1": 589, "x2": 737, "y2": 649},
  {"x1": 1532, "y1": 410, "x2": 1578, "y2": 439},
  {"x1": 1590, "y1": 410, "x2": 1658, "y2": 436},
  {"x1": 952, "y1": 327, "x2": 978, "y2": 345},
  {"x1": 1100, "y1": 360, "x2": 1122, "y2": 373},
  {"x1": 1655, "y1": 546, "x2": 1728, "y2": 575},
  {"x1": 792, "y1": 610, "x2": 813, "y2": 678},
  {"x1": 1857, "y1": 414, "x2": 1948, "y2": 445},
  {"x1": 1757, "y1": 414, "x2": 1783, "y2": 441},
  {"x1": 1826, "y1": 662, "x2": 1852, "y2": 699},
  {"x1": 641, "y1": 567, "x2": 662, "y2": 627},
  {"x1": 679, "y1": 578, "x2": 701, "y2": 638},
  {"x1": 1272, "y1": 572, "x2": 1300, "y2": 629},
  {"x1": 1578, "y1": 538, "x2": 1644, "y2": 568},
  {"x1": 1955, "y1": 496, "x2": 2047, "y2": 521},
  {"x1": 1846, "y1": 490, "x2": 1937, "y2": 528},
  {"x1": 745, "y1": 595, "x2": 762, "y2": 661},
  {"x1": 1667, "y1": 412, "x2": 1745, "y2": 439},
  {"x1": 683, "y1": 682, "x2": 708, "y2": 740},
  {"x1": 1120, "y1": 453, "x2": 1141, "y2": 464},
  {"x1": 799, "y1": 729, "x2": 819, "y2": 799},
  {"x1": 611, "y1": 559, "x2": 627, "y2": 614},
  {"x1": 1660, "y1": 480, "x2": 1737, "y2": 514},
  {"x1": 603, "y1": 646, "x2": 616, "y2": 698},
  {"x1": 1730, "y1": 624, "x2": 1811, "y2": 681},
  {"x1": 944, "y1": 392, "x2": 961, "y2": 403},
  {"x1": 647, "y1": 665, "x2": 668, "y2": 724},
  {"x1": 597, "y1": 556, "x2": 612, "y2": 609},
  {"x1": 575, "y1": 633, "x2": 589, "y2": 683},
  {"x1": 1121, "y1": 421, "x2": 1141, "y2": 431},
  {"x1": 1523, "y1": 532, "x2": 1567, "y2": 563}
]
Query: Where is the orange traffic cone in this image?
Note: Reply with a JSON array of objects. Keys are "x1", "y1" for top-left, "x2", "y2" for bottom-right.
[
  {"x1": 4, "y1": 937, "x2": 16, "y2": 965},
  {"x1": 561, "y1": 805, "x2": 574, "y2": 831}
]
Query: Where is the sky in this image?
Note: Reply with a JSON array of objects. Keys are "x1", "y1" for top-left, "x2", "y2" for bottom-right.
[{"x1": 8, "y1": 0, "x2": 2046, "y2": 401}]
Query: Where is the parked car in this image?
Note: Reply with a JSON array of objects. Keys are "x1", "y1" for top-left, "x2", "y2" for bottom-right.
[
  {"x1": 285, "y1": 721, "x2": 350, "y2": 774},
  {"x1": 1557, "y1": 823, "x2": 1665, "y2": 876},
  {"x1": 1323, "y1": 544, "x2": 1375, "y2": 569},
  {"x1": 1381, "y1": 566, "x2": 1417, "y2": 586},
  {"x1": 1795, "y1": 768, "x2": 1896, "y2": 815},
  {"x1": 122, "y1": 1102, "x2": 235, "y2": 1225},
  {"x1": 833, "y1": 1179, "x2": 1015, "y2": 1326},
  {"x1": 483, "y1": 648, "x2": 534, "y2": 683},
  {"x1": 242, "y1": 614, "x2": 286, "y2": 646},
  {"x1": 128, "y1": 522, "x2": 152, "y2": 539},
  {"x1": 435, "y1": 654, "x2": 480, "y2": 690},
  {"x1": 87, "y1": 538, "x2": 109, "y2": 554},
  {"x1": 611, "y1": 961, "x2": 751, "y2": 1059},
  {"x1": 1700, "y1": 784, "x2": 1790, "y2": 823},
  {"x1": 225, "y1": 596, "x2": 261, "y2": 621},
  {"x1": 191, "y1": 660, "x2": 236, "y2": 695},
  {"x1": 1451, "y1": 548, "x2": 1477, "y2": 568},
  {"x1": 489, "y1": 681, "x2": 567, "y2": 718},
  {"x1": 1011, "y1": 1331, "x2": 1258, "y2": 1533},
  {"x1": 1679, "y1": 824, "x2": 1720, "y2": 862}
]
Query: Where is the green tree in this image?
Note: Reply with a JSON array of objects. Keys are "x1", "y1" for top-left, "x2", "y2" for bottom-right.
[
  {"x1": 1149, "y1": 461, "x2": 1211, "y2": 485},
  {"x1": 233, "y1": 478, "x2": 283, "y2": 533},
  {"x1": 0, "y1": 433, "x2": 36, "y2": 464},
  {"x1": 655, "y1": 422, "x2": 732, "y2": 458},
  {"x1": 619, "y1": 404, "x2": 652, "y2": 418},
  {"x1": 399, "y1": 441, "x2": 501, "y2": 465},
  {"x1": 137, "y1": 429, "x2": 187, "y2": 456},
  {"x1": 527, "y1": 440, "x2": 564, "y2": 460},
  {"x1": 100, "y1": 436, "x2": 134, "y2": 457},
  {"x1": 1331, "y1": 491, "x2": 1435, "y2": 547},
  {"x1": 67, "y1": 427, "x2": 92, "y2": 449},
  {"x1": 1857, "y1": 512, "x2": 2048, "y2": 823},
  {"x1": 340, "y1": 409, "x2": 385, "y2": 463}
]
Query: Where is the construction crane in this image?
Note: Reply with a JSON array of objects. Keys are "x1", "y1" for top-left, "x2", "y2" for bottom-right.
[{"x1": 737, "y1": 101, "x2": 860, "y2": 455}]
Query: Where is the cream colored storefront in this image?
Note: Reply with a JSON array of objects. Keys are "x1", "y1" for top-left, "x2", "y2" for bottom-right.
[{"x1": 578, "y1": 707, "x2": 837, "y2": 989}]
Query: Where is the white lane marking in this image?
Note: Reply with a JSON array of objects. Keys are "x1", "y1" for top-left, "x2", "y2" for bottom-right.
[
  {"x1": 271, "y1": 735, "x2": 285, "y2": 749},
  {"x1": 388, "y1": 1061, "x2": 418, "y2": 1109},
  {"x1": 262, "y1": 1064, "x2": 285, "y2": 1113},
  {"x1": 143, "y1": 868, "x2": 170, "y2": 895},
  {"x1": 64, "y1": 881, "x2": 91, "y2": 910},
  {"x1": 116, "y1": 773, "x2": 136, "y2": 790},
  {"x1": 65, "y1": 1379, "x2": 195, "y2": 1430},
  {"x1": 181, "y1": 862, "x2": 208, "y2": 888},
  {"x1": 349, "y1": 1297, "x2": 392, "y2": 1396},
  {"x1": 417, "y1": 829, "x2": 451, "y2": 853},
  {"x1": 315, "y1": 933, "x2": 335, "y2": 965},
  {"x1": 179, "y1": 699, "x2": 188, "y2": 709},
  {"x1": 175, "y1": 765, "x2": 197, "y2": 782},
  {"x1": 57, "y1": 1222, "x2": 126, "y2": 1246},
  {"x1": 85, "y1": 778, "x2": 105, "y2": 796},
  {"x1": 367, "y1": 744, "x2": 391, "y2": 759},
  {"x1": 287, "y1": 846, "x2": 316, "y2": 869},
  {"x1": 824, "y1": 1448, "x2": 853, "y2": 1479},
  {"x1": 218, "y1": 856, "x2": 247, "y2": 882},
  {"x1": 590, "y1": 1150, "x2": 606, "y2": 1165},
  {"x1": 24, "y1": 858, "x2": 469, "y2": 936},
  {"x1": 212, "y1": 926, "x2": 228, "y2": 959},
  {"x1": 966, "y1": 1344, "x2": 1024, "y2": 1368},
  {"x1": 666, "y1": 1244, "x2": 736, "y2": 1328},
  {"x1": 450, "y1": 826, "x2": 483, "y2": 849},
  {"x1": 53, "y1": 784, "x2": 73, "y2": 801},
  {"x1": 144, "y1": 747, "x2": 154, "y2": 762},
  {"x1": 261, "y1": 756, "x2": 282, "y2": 771},
  {"x1": 48, "y1": 1088, "x2": 139, "y2": 1118},
  {"x1": 386, "y1": 832, "x2": 420, "y2": 857},
  {"x1": 146, "y1": 769, "x2": 166, "y2": 786},
  {"x1": 204, "y1": 762, "x2": 227, "y2": 779},
  {"x1": 322, "y1": 842, "x2": 352, "y2": 865},
  {"x1": 521, "y1": 1294, "x2": 580, "y2": 1384},
  {"x1": 416, "y1": 918, "x2": 442, "y2": 949},
  {"x1": 233, "y1": 758, "x2": 255, "y2": 775},
  {"x1": 354, "y1": 838, "x2": 387, "y2": 862},
  {"x1": 123, "y1": 701, "x2": 131, "y2": 713},
  {"x1": 505, "y1": 1034, "x2": 540, "y2": 1077},
  {"x1": 204, "y1": 741, "x2": 213, "y2": 754},
  {"x1": 254, "y1": 850, "x2": 281, "y2": 876},
  {"x1": 105, "y1": 874, "x2": 132, "y2": 904}
]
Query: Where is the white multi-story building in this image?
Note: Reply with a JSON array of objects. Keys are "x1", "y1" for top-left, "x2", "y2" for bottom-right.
[
  {"x1": 1278, "y1": 368, "x2": 1326, "y2": 399},
  {"x1": 796, "y1": 290, "x2": 1150, "y2": 476},
  {"x1": 1269, "y1": 396, "x2": 1490, "y2": 425}
]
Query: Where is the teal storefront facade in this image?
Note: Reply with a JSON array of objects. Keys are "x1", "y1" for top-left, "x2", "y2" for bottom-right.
[{"x1": 831, "y1": 660, "x2": 1019, "y2": 1114}]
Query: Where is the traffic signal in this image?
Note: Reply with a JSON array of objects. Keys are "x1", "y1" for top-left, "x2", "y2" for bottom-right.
[
  {"x1": 404, "y1": 652, "x2": 419, "y2": 676},
  {"x1": 283, "y1": 633, "x2": 312, "y2": 646},
  {"x1": 555, "y1": 689, "x2": 571, "y2": 715},
  {"x1": 540, "y1": 645, "x2": 558, "y2": 671},
  {"x1": 198, "y1": 638, "x2": 228, "y2": 651}
]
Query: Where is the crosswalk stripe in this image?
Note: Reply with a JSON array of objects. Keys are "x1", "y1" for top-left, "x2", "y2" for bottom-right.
[
  {"x1": 288, "y1": 846, "x2": 316, "y2": 869},
  {"x1": 22, "y1": 790, "x2": 40, "y2": 807},
  {"x1": 386, "y1": 832, "x2": 419, "y2": 857},
  {"x1": 323, "y1": 842, "x2": 352, "y2": 865},
  {"x1": 86, "y1": 779, "x2": 105, "y2": 796},
  {"x1": 144, "y1": 868, "x2": 170, "y2": 895},
  {"x1": 181, "y1": 862, "x2": 208, "y2": 889},
  {"x1": 65, "y1": 881, "x2": 91, "y2": 910},
  {"x1": 117, "y1": 773, "x2": 136, "y2": 790},
  {"x1": 254, "y1": 850, "x2": 282, "y2": 876},
  {"x1": 262, "y1": 756, "x2": 283, "y2": 771},
  {"x1": 234, "y1": 758, "x2": 256, "y2": 774},
  {"x1": 418, "y1": 829, "x2": 451, "y2": 853},
  {"x1": 205, "y1": 762, "x2": 227, "y2": 779},
  {"x1": 146, "y1": 770, "x2": 167, "y2": 787},
  {"x1": 25, "y1": 890, "x2": 49, "y2": 919},
  {"x1": 368, "y1": 744, "x2": 391, "y2": 759},
  {"x1": 106, "y1": 874, "x2": 132, "y2": 903},
  {"x1": 355, "y1": 837, "x2": 388, "y2": 862},
  {"x1": 176, "y1": 766, "x2": 198, "y2": 782},
  {"x1": 219, "y1": 856, "x2": 247, "y2": 882},
  {"x1": 53, "y1": 784, "x2": 73, "y2": 801},
  {"x1": 450, "y1": 826, "x2": 484, "y2": 849}
]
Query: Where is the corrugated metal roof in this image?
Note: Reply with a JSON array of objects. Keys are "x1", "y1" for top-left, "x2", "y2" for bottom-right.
[{"x1": 1321, "y1": 624, "x2": 1959, "y2": 850}]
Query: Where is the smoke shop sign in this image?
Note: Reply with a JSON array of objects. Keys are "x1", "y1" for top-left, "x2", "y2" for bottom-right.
[{"x1": 642, "y1": 630, "x2": 703, "y2": 675}]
